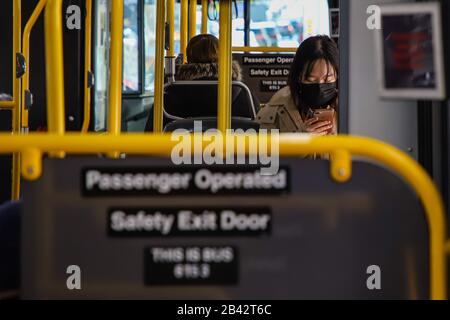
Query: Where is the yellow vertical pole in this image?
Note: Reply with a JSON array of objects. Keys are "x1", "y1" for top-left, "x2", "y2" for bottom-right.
[
  {"x1": 44, "y1": 0, "x2": 66, "y2": 136},
  {"x1": 81, "y1": 0, "x2": 93, "y2": 133},
  {"x1": 11, "y1": 0, "x2": 22, "y2": 200},
  {"x1": 189, "y1": 0, "x2": 197, "y2": 40},
  {"x1": 217, "y1": 0, "x2": 232, "y2": 133},
  {"x1": 180, "y1": 0, "x2": 188, "y2": 63},
  {"x1": 153, "y1": 0, "x2": 166, "y2": 132},
  {"x1": 201, "y1": 0, "x2": 208, "y2": 34},
  {"x1": 108, "y1": 0, "x2": 124, "y2": 137},
  {"x1": 167, "y1": 0, "x2": 175, "y2": 57},
  {"x1": 22, "y1": 0, "x2": 48, "y2": 131}
]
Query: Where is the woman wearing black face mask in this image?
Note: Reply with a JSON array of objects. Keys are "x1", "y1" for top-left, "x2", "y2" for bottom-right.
[{"x1": 257, "y1": 35, "x2": 339, "y2": 135}]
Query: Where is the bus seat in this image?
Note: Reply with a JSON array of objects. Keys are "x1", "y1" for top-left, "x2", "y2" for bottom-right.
[
  {"x1": 163, "y1": 117, "x2": 260, "y2": 132},
  {"x1": 164, "y1": 81, "x2": 257, "y2": 120}
]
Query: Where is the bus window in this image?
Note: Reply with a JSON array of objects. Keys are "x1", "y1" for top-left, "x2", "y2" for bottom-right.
[
  {"x1": 144, "y1": 0, "x2": 157, "y2": 93},
  {"x1": 123, "y1": 0, "x2": 140, "y2": 93},
  {"x1": 250, "y1": 0, "x2": 330, "y2": 47},
  {"x1": 172, "y1": 0, "x2": 245, "y2": 52},
  {"x1": 170, "y1": 0, "x2": 330, "y2": 52},
  {"x1": 93, "y1": 0, "x2": 111, "y2": 132},
  {"x1": 205, "y1": 1, "x2": 245, "y2": 46}
]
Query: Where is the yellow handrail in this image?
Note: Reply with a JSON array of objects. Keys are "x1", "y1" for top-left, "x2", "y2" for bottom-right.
[
  {"x1": 167, "y1": 0, "x2": 175, "y2": 57},
  {"x1": 22, "y1": 0, "x2": 47, "y2": 130},
  {"x1": 107, "y1": 0, "x2": 123, "y2": 138},
  {"x1": 0, "y1": 133, "x2": 446, "y2": 300},
  {"x1": 81, "y1": 0, "x2": 93, "y2": 133},
  {"x1": 44, "y1": 0, "x2": 65, "y2": 159},
  {"x1": 180, "y1": 0, "x2": 188, "y2": 63},
  {"x1": 233, "y1": 46, "x2": 298, "y2": 53},
  {"x1": 189, "y1": 0, "x2": 197, "y2": 40},
  {"x1": 11, "y1": 0, "x2": 22, "y2": 200},
  {"x1": 217, "y1": 0, "x2": 232, "y2": 133},
  {"x1": 0, "y1": 101, "x2": 15, "y2": 109},
  {"x1": 153, "y1": 0, "x2": 165, "y2": 133},
  {"x1": 201, "y1": 0, "x2": 208, "y2": 34},
  {"x1": 44, "y1": 0, "x2": 65, "y2": 136}
]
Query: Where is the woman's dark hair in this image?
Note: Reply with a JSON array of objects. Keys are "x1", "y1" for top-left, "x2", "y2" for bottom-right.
[
  {"x1": 186, "y1": 34, "x2": 219, "y2": 63},
  {"x1": 288, "y1": 35, "x2": 339, "y2": 117}
]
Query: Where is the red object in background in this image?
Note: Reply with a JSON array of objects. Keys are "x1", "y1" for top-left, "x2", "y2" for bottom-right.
[{"x1": 391, "y1": 31, "x2": 427, "y2": 71}]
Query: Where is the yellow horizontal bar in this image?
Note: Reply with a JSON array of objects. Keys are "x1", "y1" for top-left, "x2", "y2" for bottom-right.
[
  {"x1": 233, "y1": 46, "x2": 298, "y2": 53},
  {"x1": 0, "y1": 101, "x2": 15, "y2": 109},
  {"x1": 0, "y1": 133, "x2": 446, "y2": 300}
]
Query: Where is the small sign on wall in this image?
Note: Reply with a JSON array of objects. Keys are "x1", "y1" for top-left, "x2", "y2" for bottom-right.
[
  {"x1": 375, "y1": 3, "x2": 446, "y2": 100},
  {"x1": 330, "y1": 8, "x2": 340, "y2": 38}
]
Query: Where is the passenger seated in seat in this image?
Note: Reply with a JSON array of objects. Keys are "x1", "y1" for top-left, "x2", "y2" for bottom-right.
[
  {"x1": 176, "y1": 34, "x2": 242, "y2": 81},
  {"x1": 145, "y1": 34, "x2": 257, "y2": 131},
  {"x1": 257, "y1": 35, "x2": 339, "y2": 135}
]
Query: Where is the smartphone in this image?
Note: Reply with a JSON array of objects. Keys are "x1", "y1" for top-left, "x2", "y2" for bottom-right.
[
  {"x1": 314, "y1": 108, "x2": 335, "y2": 122},
  {"x1": 313, "y1": 109, "x2": 335, "y2": 134}
]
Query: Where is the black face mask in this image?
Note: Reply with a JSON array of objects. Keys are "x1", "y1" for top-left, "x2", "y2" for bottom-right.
[{"x1": 299, "y1": 82, "x2": 338, "y2": 108}]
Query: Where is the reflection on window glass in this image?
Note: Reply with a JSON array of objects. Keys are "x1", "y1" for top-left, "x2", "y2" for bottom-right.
[
  {"x1": 144, "y1": 0, "x2": 156, "y2": 93},
  {"x1": 123, "y1": 0, "x2": 140, "y2": 93},
  {"x1": 93, "y1": 0, "x2": 110, "y2": 131},
  {"x1": 250, "y1": 0, "x2": 330, "y2": 47}
]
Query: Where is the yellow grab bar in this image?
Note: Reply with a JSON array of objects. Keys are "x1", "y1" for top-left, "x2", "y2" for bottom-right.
[
  {"x1": 11, "y1": 0, "x2": 22, "y2": 200},
  {"x1": 217, "y1": 0, "x2": 232, "y2": 133},
  {"x1": 189, "y1": 0, "x2": 197, "y2": 40},
  {"x1": 44, "y1": 0, "x2": 65, "y2": 136},
  {"x1": 180, "y1": 0, "x2": 188, "y2": 63},
  {"x1": 153, "y1": 0, "x2": 165, "y2": 132},
  {"x1": 81, "y1": 0, "x2": 93, "y2": 133},
  {"x1": 233, "y1": 46, "x2": 298, "y2": 53},
  {"x1": 167, "y1": 0, "x2": 175, "y2": 57},
  {"x1": 107, "y1": 0, "x2": 123, "y2": 137},
  {"x1": 0, "y1": 133, "x2": 446, "y2": 300},
  {"x1": 0, "y1": 101, "x2": 15, "y2": 109},
  {"x1": 201, "y1": 0, "x2": 208, "y2": 34},
  {"x1": 22, "y1": 0, "x2": 47, "y2": 130}
]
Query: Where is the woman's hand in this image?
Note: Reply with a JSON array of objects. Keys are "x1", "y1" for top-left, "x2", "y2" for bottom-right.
[{"x1": 303, "y1": 117, "x2": 334, "y2": 136}]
